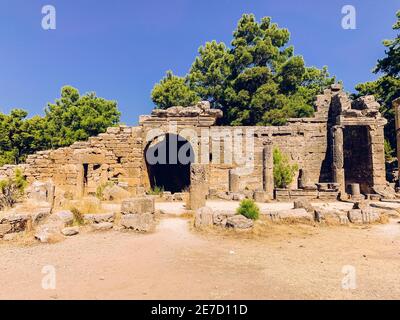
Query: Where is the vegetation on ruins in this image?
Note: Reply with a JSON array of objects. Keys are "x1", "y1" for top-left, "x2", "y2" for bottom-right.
[
  {"x1": 0, "y1": 86, "x2": 120, "y2": 166},
  {"x1": 70, "y1": 207, "x2": 85, "y2": 226},
  {"x1": 96, "y1": 181, "x2": 115, "y2": 200},
  {"x1": 236, "y1": 199, "x2": 260, "y2": 220},
  {"x1": 273, "y1": 147, "x2": 298, "y2": 188},
  {"x1": 0, "y1": 169, "x2": 27, "y2": 210},
  {"x1": 151, "y1": 14, "x2": 335, "y2": 126},
  {"x1": 355, "y1": 10, "x2": 400, "y2": 157},
  {"x1": 147, "y1": 185, "x2": 165, "y2": 196}
]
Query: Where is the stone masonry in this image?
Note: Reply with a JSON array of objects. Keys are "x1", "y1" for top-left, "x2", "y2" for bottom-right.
[{"x1": 0, "y1": 85, "x2": 391, "y2": 201}]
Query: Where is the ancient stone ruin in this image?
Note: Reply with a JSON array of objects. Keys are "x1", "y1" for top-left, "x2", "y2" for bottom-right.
[{"x1": 0, "y1": 84, "x2": 392, "y2": 204}]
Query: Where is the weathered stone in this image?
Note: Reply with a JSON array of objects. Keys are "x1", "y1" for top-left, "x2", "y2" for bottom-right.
[
  {"x1": 121, "y1": 197, "x2": 155, "y2": 215},
  {"x1": 173, "y1": 192, "x2": 185, "y2": 201},
  {"x1": 34, "y1": 224, "x2": 62, "y2": 243},
  {"x1": 213, "y1": 210, "x2": 236, "y2": 227},
  {"x1": 0, "y1": 223, "x2": 12, "y2": 237},
  {"x1": 293, "y1": 199, "x2": 314, "y2": 213},
  {"x1": 161, "y1": 191, "x2": 172, "y2": 201},
  {"x1": 194, "y1": 206, "x2": 214, "y2": 228},
  {"x1": 26, "y1": 181, "x2": 55, "y2": 204},
  {"x1": 91, "y1": 222, "x2": 113, "y2": 231},
  {"x1": 226, "y1": 215, "x2": 254, "y2": 229},
  {"x1": 188, "y1": 164, "x2": 207, "y2": 210},
  {"x1": 262, "y1": 142, "x2": 274, "y2": 200},
  {"x1": 352, "y1": 201, "x2": 369, "y2": 210},
  {"x1": 84, "y1": 213, "x2": 115, "y2": 224},
  {"x1": 253, "y1": 190, "x2": 266, "y2": 203},
  {"x1": 216, "y1": 192, "x2": 233, "y2": 201},
  {"x1": 232, "y1": 193, "x2": 245, "y2": 201},
  {"x1": 31, "y1": 206, "x2": 52, "y2": 225},
  {"x1": 102, "y1": 184, "x2": 131, "y2": 201},
  {"x1": 314, "y1": 208, "x2": 349, "y2": 225},
  {"x1": 2, "y1": 233, "x2": 20, "y2": 241},
  {"x1": 61, "y1": 226, "x2": 79, "y2": 236},
  {"x1": 243, "y1": 190, "x2": 254, "y2": 199},
  {"x1": 51, "y1": 210, "x2": 74, "y2": 226},
  {"x1": 120, "y1": 213, "x2": 154, "y2": 232},
  {"x1": 347, "y1": 208, "x2": 380, "y2": 224},
  {"x1": 0, "y1": 84, "x2": 389, "y2": 206},
  {"x1": 274, "y1": 208, "x2": 314, "y2": 222},
  {"x1": 0, "y1": 214, "x2": 31, "y2": 236}
]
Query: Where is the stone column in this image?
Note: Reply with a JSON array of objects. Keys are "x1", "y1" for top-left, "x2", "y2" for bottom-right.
[
  {"x1": 229, "y1": 169, "x2": 240, "y2": 193},
  {"x1": 369, "y1": 124, "x2": 387, "y2": 189},
  {"x1": 263, "y1": 141, "x2": 274, "y2": 200},
  {"x1": 394, "y1": 98, "x2": 400, "y2": 182},
  {"x1": 188, "y1": 164, "x2": 207, "y2": 210},
  {"x1": 332, "y1": 125, "x2": 345, "y2": 195}
]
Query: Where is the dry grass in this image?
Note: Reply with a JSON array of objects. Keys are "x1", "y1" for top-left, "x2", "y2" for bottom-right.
[
  {"x1": 191, "y1": 215, "x2": 318, "y2": 241},
  {"x1": 377, "y1": 212, "x2": 390, "y2": 224},
  {"x1": 63, "y1": 198, "x2": 101, "y2": 214},
  {"x1": 70, "y1": 207, "x2": 85, "y2": 226}
]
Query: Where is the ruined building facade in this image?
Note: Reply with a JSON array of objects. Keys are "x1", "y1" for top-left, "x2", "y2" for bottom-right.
[{"x1": 0, "y1": 85, "x2": 390, "y2": 201}]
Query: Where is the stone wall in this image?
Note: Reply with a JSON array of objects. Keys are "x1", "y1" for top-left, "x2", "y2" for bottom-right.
[
  {"x1": 22, "y1": 126, "x2": 144, "y2": 198},
  {"x1": 0, "y1": 85, "x2": 389, "y2": 199},
  {"x1": 0, "y1": 164, "x2": 25, "y2": 180}
]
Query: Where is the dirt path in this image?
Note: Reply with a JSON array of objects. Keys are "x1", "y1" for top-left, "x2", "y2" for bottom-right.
[{"x1": 0, "y1": 213, "x2": 400, "y2": 299}]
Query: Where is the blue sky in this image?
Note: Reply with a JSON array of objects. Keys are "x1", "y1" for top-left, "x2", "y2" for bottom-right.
[{"x1": 0, "y1": 0, "x2": 398, "y2": 124}]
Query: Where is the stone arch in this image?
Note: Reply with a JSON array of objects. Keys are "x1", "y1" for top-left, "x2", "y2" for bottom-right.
[{"x1": 144, "y1": 133, "x2": 195, "y2": 193}]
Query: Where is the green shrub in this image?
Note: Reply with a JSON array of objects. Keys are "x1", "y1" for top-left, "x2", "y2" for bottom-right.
[
  {"x1": 70, "y1": 207, "x2": 85, "y2": 226},
  {"x1": 0, "y1": 169, "x2": 27, "y2": 210},
  {"x1": 273, "y1": 148, "x2": 298, "y2": 188},
  {"x1": 147, "y1": 185, "x2": 164, "y2": 195},
  {"x1": 384, "y1": 139, "x2": 395, "y2": 162},
  {"x1": 96, "y1": 181, "x2": 115, "y2": 199},
  {"x1": 236, "y1": 199, "x2": 260, "y2": 220}
]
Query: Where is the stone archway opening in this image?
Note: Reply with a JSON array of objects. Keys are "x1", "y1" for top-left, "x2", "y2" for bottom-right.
[
  {"x1": 343, "y1": 126, "x2": 373, "y2": 194},
  {"x1": 145, "y1": 134, "x2": 195, "y2": 193}
]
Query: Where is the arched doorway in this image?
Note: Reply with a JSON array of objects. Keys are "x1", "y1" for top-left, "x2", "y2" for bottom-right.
[{"x1": 145, "y1": 134, "x2": 195, "y2": 193}]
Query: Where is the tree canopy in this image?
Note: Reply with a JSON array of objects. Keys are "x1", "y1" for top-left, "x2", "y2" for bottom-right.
[
  {"x1": 151, "y1": 14, "x2": 335, "y2": 126},
  {"x1": 355, "y1": 10, "x2": 400, "y2": 156},
  {"x1": 0, "y1": 86, "x2": 120, "y2": 166}
]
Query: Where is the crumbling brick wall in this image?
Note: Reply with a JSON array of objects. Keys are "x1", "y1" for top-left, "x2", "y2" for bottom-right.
[{"x1": 0, "y1": 85, "x2": 388, "y2": 198}]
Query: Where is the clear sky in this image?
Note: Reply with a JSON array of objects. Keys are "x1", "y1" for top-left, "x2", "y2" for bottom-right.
[{"x1": 0, "y1": 0, "x2": 398, "y2": 124}]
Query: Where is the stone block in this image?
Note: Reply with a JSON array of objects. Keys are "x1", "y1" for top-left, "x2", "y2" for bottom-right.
[
  {"x1": 61, "y1": 226, "x2": 79, "y2": 236},
  {"x1": 293, "y1": 199, "x2": 315, "y2": 213},
  {"x1": 314, "y1": 209, "x2": 349, "y2": 225},
  {"x1": 226, "y1": 215, "x2": 254, "y2": 229},
  {"x1": 347, "y1": 209, "x2": 380, "y2": 224},
  {"x1": 212, "y1": 210, "x2": 236, "y2": 227},
  {"x1": 84, "y1": 213, "x2": 115, "y2": 224},
  {"x1": 253, "y1": 190, "x2": 266, "y2": 203},
  {"x1": 91, "y1": 222, "x2": 113, "y2": 231},
  {"x1": 121, "y1": 197, "x2": 155, "y2": 215},
  {"x1": 188, "y1": 185, "x2": 207, "y2": 210},
  {"x1": 120, "y1": 213, "x2": 154, "y2": 232},
  {"x1": 194, "y1": 206, "x2": 214, "y2": 228},
  {"x1": 52, "y1": 210, "x2": 74, "y2": 226},
  {"x1": 0, "y1": 214, "x2": 32, "y2": 236},
  {"x1": 274, "y1": 208, "x2": 314, "y2": 222},
  {"x1": 102, "y1": 184, "x2": 131, "y2": 201}
]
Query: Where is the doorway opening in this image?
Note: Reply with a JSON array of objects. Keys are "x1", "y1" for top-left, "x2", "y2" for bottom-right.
[
  {"x1": 145, "y1": 134, "x2": 194, "y2": 193},
  {"x1": 343, "y1": 126, "x2": 373, "y2": 193}
]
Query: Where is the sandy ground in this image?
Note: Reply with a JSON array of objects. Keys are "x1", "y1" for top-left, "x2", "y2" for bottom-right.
[{"x1": 0, "y1": 201, "x2": 400, "y2": 300}]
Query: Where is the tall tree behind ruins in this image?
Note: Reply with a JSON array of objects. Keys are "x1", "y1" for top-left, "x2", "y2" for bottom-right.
[
  {"x1": 151, "y1": 14, "x2": 336, "y2": 126},
  {"x1": 356, "y1": 10, "x2": 400, "y2": 158}
]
